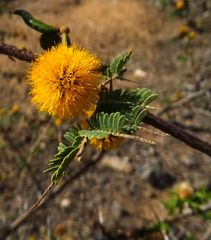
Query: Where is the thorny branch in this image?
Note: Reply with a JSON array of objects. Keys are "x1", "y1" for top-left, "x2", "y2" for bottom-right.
[
  {"x1": 144, "y1": 113, "x2": 211, "y2": 157},
  {"x1": 0, "y1": 43, "x2": 211, "y2": 239},
  {"x1": 1, "y1": 43, "x2": 210, "y2": 156},
  {"x1": 0, "y1": 43, "x2": 36, "y2": 62},
  {"x1": 11, "y1": 183, "x2": 53, "y2": 228}
]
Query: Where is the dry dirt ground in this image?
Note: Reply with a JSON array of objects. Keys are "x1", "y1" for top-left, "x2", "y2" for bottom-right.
[{"x1": 0, "y1": 0, "x2": 211, "y2": 239}]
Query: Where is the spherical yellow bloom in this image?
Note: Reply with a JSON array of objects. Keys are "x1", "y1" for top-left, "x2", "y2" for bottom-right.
[
  {"x1": 28, "y1": 44, "x2": 102, "y2": 119},
  {"x1": 90, "y1": 136, "x2": 123, "y2": 151}
]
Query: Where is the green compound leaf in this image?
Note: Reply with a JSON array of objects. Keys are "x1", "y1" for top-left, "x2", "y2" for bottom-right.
[
  {"x1": 135, "y1": 88, "x2": 157, "y2": 107},
  {"x1": 103, "y1": 50, "x2": 132, "y2": 77},
  {"x1": 45, "y1": 128, "x2": 82, "y2": 184},
  {"x1": 110, "y1": 50, "x2": 132, "y2": 75},
  {"x1": 64, "y1": 128, "x2": 81, "y2": 146},
  {"x1": 101, "y1": 65, "x2": 112, "y2": 78},
  {"x1": 79, "y1": 112, "x2": 127, "y2": 139},
  {"x1": 97, "y1": 88, "x2": 157, "y2": 115},
  {"x1": 98, "y1": 112, "x2": 126, "y2": 132},
  {"x1": 13, "y1": 9, "x2": 58, "y2": 34},
  {"x1": 79, "y1": 129, "x2": 111, "y2": 139},
  {"x1": 92, "y1": 112, "x2": 126, "y2": 133},
  {"x1": 124, "y1": 106, "x2": 148, "y2": 132},
  {"x1": 95, "y1": 88, "x2": 157, "y2": 133}
]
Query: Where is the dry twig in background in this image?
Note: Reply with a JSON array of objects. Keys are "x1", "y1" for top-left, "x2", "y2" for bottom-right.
[{"x1": 0, "y1": 151, "x2": 105, "y2": 240}]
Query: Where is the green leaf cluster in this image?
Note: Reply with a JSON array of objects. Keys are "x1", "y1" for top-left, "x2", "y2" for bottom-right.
[
  {"x1": 78, "y1": 88, "x2": 157, "y2": 141},
  {"x1": 45, "y1": 87, "x2": 157, "y2": 183},
  {"x1": 45, "y1": 128, "x2": 81, "y2": 184},
  {"x1": 103, "y1": 50, "x2": 132, "y2": 78},
  {"x1": 147, "y1": 221, "x2": 170, "y2": 233},
  {"x1": 41, "y1": 33, "x2": 158, "y2": 184},
  {"x1": 163, "y1": 188, "x2": 211, "y2": 220},
  {"x1": 79, "y1": 112, "x2": 126, "y2": 139},
  {"x1": 96, "y1": 88, "x2": 157, "y2": 132}
]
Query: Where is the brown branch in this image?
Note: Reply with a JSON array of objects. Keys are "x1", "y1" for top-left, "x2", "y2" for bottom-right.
[
  {"x1": 0, "y1": 43, "x2": 36, "y2": 62},
  {"x1": 0, "y1": 183, "x2": 53, "y2": 240},
  {"x1": 144, "y1": 113, "x2": 211, "y2": 157},
  {"x1": 0, "y1": 43, "x2": 210, "y2": 155},
  {"x1": 0, "y1": 151, "x2": 105, "y2": 240},
  {"x1": 0, "y1": 42, "x2": 210, "y2": 240}
]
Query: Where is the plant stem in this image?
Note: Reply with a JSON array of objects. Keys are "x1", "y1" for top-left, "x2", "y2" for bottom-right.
[
  {"x1": 0, "y1": 43, "x2": 36, "y2": 62},
  {"x1": 0, "y1": 42, "x2": 210, "y2": 156},
  {"x1": 144, "y1": 113, "x2": 211, "y2": 156}
]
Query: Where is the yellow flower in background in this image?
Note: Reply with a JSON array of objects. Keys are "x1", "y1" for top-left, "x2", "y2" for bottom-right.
[
  {"x1": 28, "y1": 44, "x2": 102, "y2": 119},
  {"x1": 177, "y1": 182, "x2": 193, "y2": 199},
  {"x1": 90, "y1": 136, "x2": 123, "y2": 151},
  {"x1": 10, "y1": 103, "x2": 20, "y2": 114},
  {"x1": 178, "y1": 24, "x2": 189, "y2": 37},
  {"x1": 188, "y1": 31, "x2": 196, "y2": 40},
  {"x1": 0, "y1": 108, "x2": 6, "y2": 115},
  {"x1": 81, "y1": 104, "x2": 97, "y2": 129},
  {"x1": 54, "y1": 117, "x2": 62, "y2": 127},
  {"x1": 176, "y1": 0, "x2": 185, "y2": 10},
  {"x1": 84, "y1": 104, "x2": 97, "y2": 119}
]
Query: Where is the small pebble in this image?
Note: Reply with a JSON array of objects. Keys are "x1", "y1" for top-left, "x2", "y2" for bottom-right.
[
  {"x1": 133, "y1": 68, "x2": 147, "y2": 79},
  {"x1": 60, "y1": 198, "x2": 71, "y2": 209}
]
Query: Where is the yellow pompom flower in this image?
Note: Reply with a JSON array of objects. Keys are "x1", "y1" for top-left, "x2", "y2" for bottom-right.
[
  {"x1": 28, "y1": 44, "x2": 102, "y2": 119},
  {"x1": 90, "y1": 136, "x2": 123, "y2": 151}
]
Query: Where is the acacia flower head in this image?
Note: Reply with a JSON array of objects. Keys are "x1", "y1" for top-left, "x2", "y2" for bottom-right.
[{"x1": 28, "y1": 44, "x2": 102, "y2": 119}]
